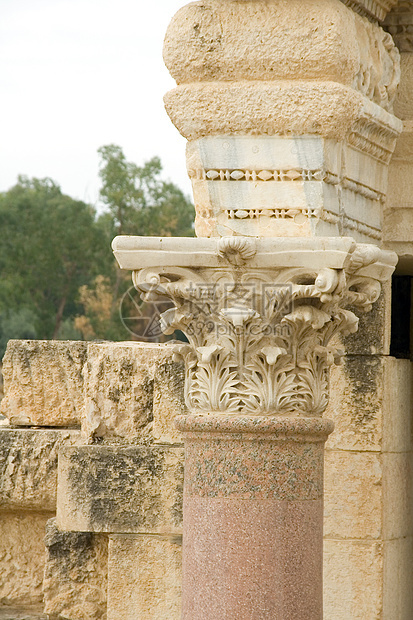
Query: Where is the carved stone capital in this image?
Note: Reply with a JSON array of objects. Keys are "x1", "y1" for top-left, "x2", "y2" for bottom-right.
[{"x1": 113, "y1": 236, "x2": 396, "y2": 417}]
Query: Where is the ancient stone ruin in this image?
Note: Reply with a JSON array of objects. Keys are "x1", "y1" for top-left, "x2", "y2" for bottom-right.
[{"x1": 1, "y1": 0, "x2": 413, "y2": 618}]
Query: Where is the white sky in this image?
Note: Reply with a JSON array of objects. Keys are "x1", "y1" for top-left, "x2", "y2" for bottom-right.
[{"x1": 0, "y1": 0, "x2": 192, "y2": 208}]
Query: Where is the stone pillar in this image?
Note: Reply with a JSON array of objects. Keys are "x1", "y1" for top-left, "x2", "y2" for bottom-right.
[
  {"x1": 114, "y1": 0, "x2": 402, "y2": 617},
  {"x1": 113, "y1": 236, "x2": 397, "y2": 618},
  {"x1": 177, "y1": 414, "x2": 332, "y2": 619}
]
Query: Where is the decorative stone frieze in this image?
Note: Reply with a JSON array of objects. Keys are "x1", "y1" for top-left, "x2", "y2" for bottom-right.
[{"x1": 113, "y1": 236, "x2": 396, "y2": 417}]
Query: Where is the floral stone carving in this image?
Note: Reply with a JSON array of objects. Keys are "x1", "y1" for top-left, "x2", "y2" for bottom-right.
[{"x1": 113, "y1": 236, "x2": 397, "y2": 417}]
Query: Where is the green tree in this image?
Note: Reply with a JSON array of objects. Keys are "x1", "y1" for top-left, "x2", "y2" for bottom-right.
[
  {"x1": 75, "y1": 145, "x2": 194, "y2": 341},
  {"x1": 0, "y1": 176, "x2": 107, "y2": 353},
  {"x1": 97, "y1": 144, "x2": 194, "y2": 237}
]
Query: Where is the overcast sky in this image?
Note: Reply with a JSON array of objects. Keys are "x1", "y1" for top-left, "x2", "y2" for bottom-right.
[{"x1": 0, "y1": 0, "x2": 192, "y2": 207}]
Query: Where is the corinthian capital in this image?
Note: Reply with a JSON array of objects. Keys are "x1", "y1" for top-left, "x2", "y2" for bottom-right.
[{"x1": 113, "y1": 236, "x2": 396, "y2": 417}]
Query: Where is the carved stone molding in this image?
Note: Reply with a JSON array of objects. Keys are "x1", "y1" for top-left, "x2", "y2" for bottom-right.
[{"x1": 113, "y1": 236, "x2": 397, "y2": 418}]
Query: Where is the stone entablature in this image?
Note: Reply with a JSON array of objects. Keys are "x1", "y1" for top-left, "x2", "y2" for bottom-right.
[{"x1": 163, "y1": 0, "x2": 402, "y2": 243}]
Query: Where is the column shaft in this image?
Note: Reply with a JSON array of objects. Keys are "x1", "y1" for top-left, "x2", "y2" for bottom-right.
[{"x1": 177, "y1": 415, "x2": 333, "y2": 620}]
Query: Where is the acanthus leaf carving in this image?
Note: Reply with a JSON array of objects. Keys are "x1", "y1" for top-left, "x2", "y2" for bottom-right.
[{"x1": 128, "y1": 239, "x2": 396, "y2": 417}]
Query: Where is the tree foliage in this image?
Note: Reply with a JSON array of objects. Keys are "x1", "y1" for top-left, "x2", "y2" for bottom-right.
[{"x1": 0, "y1": 147, "x2": 194, "y2": 356}]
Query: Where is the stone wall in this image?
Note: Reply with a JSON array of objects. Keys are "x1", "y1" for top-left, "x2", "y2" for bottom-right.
[
  {"x1": 0, "y1": 340, "x2": 184, "y2": 620},
  {"x1": 0, "y1": 337, "x2": 412, "y2": 618}
]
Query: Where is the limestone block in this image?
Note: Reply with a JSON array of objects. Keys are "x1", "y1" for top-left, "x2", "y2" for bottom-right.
[
  {"x1": 164, "y1": 0, "x2": 399, "y2": 111},
  {"x1": 394, "y1": 52, "x2": 413, "y2": 120},
  {"x1": 387, "y1": 161, "x2": 413, "y2": 209},
  {"x1": 382, "y1": 451, "x2": 413, "y2": 539},
  {"x1": 339, "y1": 281, "x2": 391, "y2": 356},
  {"x1": 326, "y1": 355, "x2": 412, "y2": 452},
  {"x1": 0, "y1": 609, "x2": 47, "y2": 619},
  {"x1": 84, "y1": 342, "x2": 185, "y2": 442},
  {"x1": 57, "y1": 445, "x2": 183, "y2": 534},
  {"x1": 152, "y1": 355, "x2": 185, "y2": 445},
  {"x1": 384, "y1": 207, "x2": 413, "y2": 243},
  {"x1": 0, "y1": 428, "x2": 82, "y2": 512},
  {"x1": 382, "y1": 358, "x2": 412, "y2": 453},
  {"x1": 324, "y1": 451, "x2": 382, "y2": 539},
  {"x1": 107, "y1": 534, "x2": 182, "y2": 620},
  {"x1": 0, "y1": 512, "x2": 51, "y2": 607},
  {"x1": 326, "y1": 355, "x2": 384, "y2": 451},
  {"x1": 1, "y1": 340, "x2": 87, "y2": 427},
  {"x1": 383, "y1": 537, "x2": 413, "y2": 620},
  {"x1": 323, "y1": 539, "x2": 383, "y2": 620},
  {"x1": 43, "y1": 519, "x2": 107, "y2": 620},
  {"x1": 164, "y1": 81, "x2": 367, "y2": 142}
]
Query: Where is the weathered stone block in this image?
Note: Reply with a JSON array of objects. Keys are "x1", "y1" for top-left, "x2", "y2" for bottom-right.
[
  {"x1": 383, "y1": 537, "x2": 413, "y2": 620},
  {"x1": 0, "y1": 429, "x2": 82, "y2": 512},
  {"x1": 382, "y1": 451, "x2": 413, "y2": 540},
  {"x1": 324, "y1": 450, "x2": 382, "y2": 540},
  {"x1": 323, "y1": 539, "x2": 383, "y2": 620},
  {"x1": 152, "y1": 355, "x2": 185, "y2": 445},
  {"x1": 326, "y1": 356, "x2": 412, "y2": 452},
  {"x1": 339, "y1": 283, "x2": 391, "y2": 356},
  {"x1": 326, "y1": 355, "x2": 385, "y2": 451},
  {"x1": 0, "y1": 608, "x2": 48, "y2": 620},
  {"x1": 382, "y1": 358, "x2": 412, "y2": 453},
  {"x1": 57, "y1": 445, "x2": 183, "y2": 534},
  {"x1": 84, "y1": 342, "x2": 185, "y2": 443},
  {"x1": 43, "y1": 519, "x2": 107, "y2": 620},
  {"x1": 107, "y1": 534, "x2": 182, "y2": 620},
  {"x1": 1, "y1": 340, "x2": 87, "y2": 427},
  {"x1": 0, "y1": 512, "x2": 52, "y2": 607}
]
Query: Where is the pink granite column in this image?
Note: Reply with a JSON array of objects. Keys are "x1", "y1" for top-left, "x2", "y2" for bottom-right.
[{"x1": 176, "y1": 414, "x2": 333, "y2": 620}]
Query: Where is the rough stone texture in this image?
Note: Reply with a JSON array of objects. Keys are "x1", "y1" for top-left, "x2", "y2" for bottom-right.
[
  {"x1": 325, "y1": 355, "x2": 411, "y2": 451},
  {"x1": 0, "y1": 429, "x2": 82, "y2": 512},
  {"x1": 324, "y1": 540, "x2": 383, "y2": 620},
  {"x1": 324, "y1": 356, "x2": 413, "y2": 619},
  {"x1": 164, "y1": 81, "x2": 370, "y2": 142},
  {"x1": 57, "y1": 445, "x2": 183, "y2": 534},
  {"x1": 165, "y1": 0, "x2": 373, "y2": 86},
  {"x1": 0, "y1": 609, "x2": 47, "y2": 620},
  {"x1": 324, "y1": 451, "x2": 382, "y2": 539},
  {"x1": 383, "y1": 537, "x2": 413, "y2": 620},
  {"x1": 384, "y1": 50, "x2": 413, "y2": 269},
  {"x1": 43, "y1": 519, "x2": 107, "y2": 620},
  {"x1": 339, "y1": 282, "x2": 392, "y2": 356},
  {"x1": 394, "y1": 51, "x2": 413, "y2": 120},
  {"x1": 84, "y1": 342, "x2": 185, "y2": 443},
  {"x1": 107, "y1": 534, "x2": 182, "y2": 620},
  {"x1": 0, "y1": 512, "x2": 52, "y2": 607},
  {"x1": 152, "y1": 356, "x2": 185, "y2": 445},
  {"x1": 0, "y1": 340, "x2": 87, "y2": 427},
  {"x1": 164, "y1": 0, "x2": 399, "y2": 111}
]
